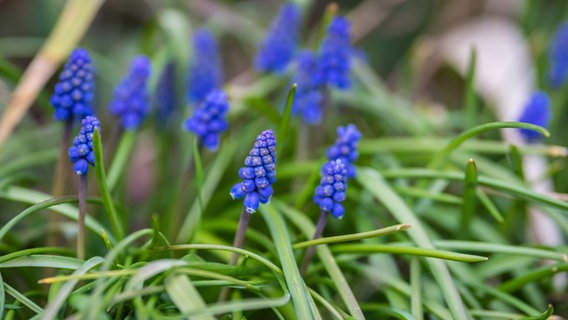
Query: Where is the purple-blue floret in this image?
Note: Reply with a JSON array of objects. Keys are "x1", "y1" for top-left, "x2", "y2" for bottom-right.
[
  {"x1": 188, "y1": 28, "x2": 223, "y2": 103},
  {"x1": 183, "y1": 90, "x2": 229, "y2": 151},
  {"x1": 319, "y1": 16, "x2": 352, "y2": 89},
  {"x1": 68, "y1": 116, "x2": 100, "y2": 175},
  {"x1": 326, "y1": 124, "x2": 361, "y2": 178},
  {"x1": 517, "y1": 91, "x2": 551, "y2": 143},
  {"x1": 230, "y1": 130, "x2": 277, "y2": 213},
  {"x1": 108, "y1": 55, "x2": 151, "y2": 130},
  {"x1": 254, "y1": 3, "x2": 301, "y2": 73},
  {"x1": 313, "y1": 159, "x2": 347, "y2": 219},
  {"x1": 549, "y1": 23, "x2": 568, "y2": 88},
  {"x1": 50, "y1": 48, "x2": 95, "y2": 121}
]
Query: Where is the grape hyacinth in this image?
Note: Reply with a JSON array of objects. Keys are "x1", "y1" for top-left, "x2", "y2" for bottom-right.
[
  {"x1": 517, "y1": 91, "x2": 551, "y2": 143},
  {"x1": 108, "y1": 55, "x2": 151, "y2": 130},
  {"x1": 155, "y1": 62, "x2": 177, "y2": 128},
  {"x1": 291, "y1": 51, "x2": 324, "y2": 124},
  {"x1": 50, "y1": 48, "x2": 94, "y2": 121},
  {"x1": 313, "y1": 159, "x2": 348, "y2": 219},
  {"x1": 319, "y1": 16, "x2": 352, "y2": 89},
  {"x1": 326, "y1": 124, "x2": 361, "y2": 178},
  {"x1": 230, "y1": 130, "x2": 277, "y2": 213},
  {"x1": 183, "y1": 90, "x2": 229, "y2": 151},
  {"x1": 549, "y1": 23, "x2": 568, "y2": 88},
  {"x1": 254, "y1": 3, "x2": 301, "y2": 73},
  {"x1": 68, "y1": 116, "x2": 100, "y2": 175},
  {"x1": 188, "y1": 28, "x2": 223, "y2": 103}
]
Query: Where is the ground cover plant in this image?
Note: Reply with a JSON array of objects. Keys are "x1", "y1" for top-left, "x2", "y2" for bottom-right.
[{"x1": 2, "y1": 1, "x2": 568, "y2": 319}]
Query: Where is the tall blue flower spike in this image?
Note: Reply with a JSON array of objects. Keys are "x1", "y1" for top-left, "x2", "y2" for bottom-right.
[
  {"x1": 155, "y1": 62, "x2": 177, "y2": 128},
  {"x1": 518, "y1": 91, "x2": 551, "y2": 143},
  {"x1": 291, "y1": 51, "x2": 324, "y2": 124},
  {"x1": 254, "y1": 2, "x2": 301, "y2": 73},
  {"x1": 549, "y1": 23, "x2": 568, "y2": 88},
  {"x1": 108, "y1": 55, "x2": 151, "y2": 130},
  {"x1": 188, "y1": 28, "x2": 223, "y2": 103},
  {"x1": 326, "y1": 124, "x2": 361, "y2": 178},
  {"x1": 183, "y1": 90, "x2": 229, "y2": 151},
  {"x1": 319, "y1": 16, "x2": 352, "y2": 89},
  {"x1": 230, "y1": 130, "x2": 277, "y2": 213},
  {"x1": 50, "y1": 48, "x2": 94, "y2": 121},
  {"x1": 313, "y1": 159, "x2": 347, "y2": 219},
  {"x1": 68, "y1": 116, "x2": 100, "y2": 175}
]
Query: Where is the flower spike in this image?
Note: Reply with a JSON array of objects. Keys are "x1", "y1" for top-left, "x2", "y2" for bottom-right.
[
  {"x1": 230, "y1": 130, "x2": 277, "y2": 213},
  {"x1": 517, "y1": 91, "x2": 551, "y2": 143},
  {"x1": 183, "y1": 90, "x2": 229, "y2": 151},
  {"x1": 188, "y1": 28, "x2": 223, "y2": 103},
  {"x1": 108, "y1": 55, "x2": 152, "y2": 130},
  {"x1": 68, "y1": 116, "x2": 100, "y2": 175},
  {"x1": 313, "y1": 159, "x2": 348, "y2": 219},
  {"x1": 291, "y1": 51, "x2": 324, "y2": 124},
  {"x1": 549, "y1": 23, "x2": 568, "y2": 88},
  {"x1": 50, "y1": 48, "x2": 95, "y2": 121},
  {"x1": 319, "y1": 16, "x2": 352, "y2": 89},
  {"x1": 326, "y1": 124, "x2": 361, "y2": 178}
]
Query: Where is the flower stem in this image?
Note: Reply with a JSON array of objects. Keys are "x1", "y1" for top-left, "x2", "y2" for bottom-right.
[
  {"x1": 300, "y1": 210, "x2": 329, "y2": 276},
  {"x1": 77, "y1": 174, "x2": 88, "y2": 260},
  {"x1": 48, "y1": 119, "x2": 72, "y2": 247}
]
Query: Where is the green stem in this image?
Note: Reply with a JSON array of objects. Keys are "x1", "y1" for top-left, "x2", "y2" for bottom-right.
[
  {"x1": 77, "y1": 174, "x2": 88, "y2": 260},
  {"x1": 300, "y1": 211, "x2": 329, "y2": 276}
]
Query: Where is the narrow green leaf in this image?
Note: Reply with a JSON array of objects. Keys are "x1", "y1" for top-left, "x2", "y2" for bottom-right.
[
  {"x1": 41, "y1": 257, "x2": 105, "y2": 319},
  {"x1": 165, "y1": 273, "x2": 214, "y2": 320},
  {"x1": 0, "y1": 272, "x2": 4, "y2": 320},
  {"x1": 0, "y1": 255, "x2": 82, "y2": 270},
  {"x1": 522, "y1": 305, "x2": 553, "y2": 320},
  {"x1": 357, "y1": 168, "x2": 471, "y2": 319},
  {"x1": 332, "y1": 244, "x2": 487, "y2": 262},
  {"x1": 292, "y1": 223, "x2": 411, "y2": 249},
  {"x1": 476, "y1": 189, "x2": 504, "y2": 223},
  {"x1": 191, "y1": 137, "x2": 205, "y2": 243},
  {"x1": 509, "y1": 145, "x2": 525, "y2": 180},
  {"x1": 3, "y1": 282, "x2": 43, "y2": 314},
  {"x1": 461, "y1": 159, "x2": 478, "y2": 237},
  {"x1": 260, "y1": 204, "x2": 321, "y2": 320},
  {"x1": 499, "y1": 262, "x2": 568, "y2": 293},
  {"x1": 410, "y1": 258, "x2": 422, "y2": 320},
  {"x1": 107, "y1": 130, "x2": 137, "y2": 191},
  {"x1": 93, "y1": 128, "x2": 124, "y2": 240},
  {"x1": 278, "y1": 83, "x2": 296, "y2": 151},
  {"x1": 0, "y1": 247, "x2": 73, "y2": 264},
  {"x1": 464, "y1": 47, "x2": 477, "y2": 129}
]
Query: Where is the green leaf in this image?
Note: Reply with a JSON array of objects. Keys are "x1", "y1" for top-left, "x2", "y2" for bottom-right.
[
  {"x1": 461, "y1": 159, "x2": 478, "y2": 237},
  {"x1": 331, "y1": 244, "x2": 487, "y2": 262},
  {"x1": 3, "y1": 282, "x2": 43, "y2": 314},
  {"x1": 0, "y1": 272, "x2": 4, "y2": 320},
  {"x1": 521, "y1": 305, "x2": 553, "y2": 320},
  {"x1": 165, "y1": 273, "x2": 214, "y2": 320},
  {"x1": 0, "y1": 255, "x2": 83, "y2": 270},
  {"x1": 107, "y1": 130, "x2": 137, "y2": 191},
  {"x1": 464, "y1": 47, "x2": 477, "y2": 129},
  {"x1": 93, "y1": 128, "x2": 125, "y2": 240}
]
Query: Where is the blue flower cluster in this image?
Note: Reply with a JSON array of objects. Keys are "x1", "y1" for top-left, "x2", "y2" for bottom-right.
[
  {"x1": 326, "y1": 124, "x2": 361, "y2": 178},
  {"x1": 230, "y1": 130, "x2": 277, "y2": 213},
  {"x1": 183, "y1": 90, "x2": 229, "y2": 151},
  {"x1": 51, "y1": 48, "x2": 94, "y2": 121},
  {"x1": 319, "y1": 16, "x2": 352, "y2": 89},
  {"x1": 292, "y1": 51, "x2": 324, "y2": 124},
  {"x1": 108, "y1": 55, "x2": 151, "y2": 130},
  {"x1": 155, "y1": 62, "x2": 177, "y2": 128},
  {"x1": 254, "y1": 3, "x2": 301, "y2": 73},
  {"x1": 518, "y1": 91, "x2": 551, "y2": 143},
  {"x1": 313, "y1": 159, "x2": 347, "y2": 219},
  {"x1": 188, "y1": 28, "x2": 223, "y2": 103},
  {"x1": 68, "y1": 116, "x2": 100, "y2": 175},
  {"x1": 549, "y1": 23, "x2": 568, "y2": 88}
]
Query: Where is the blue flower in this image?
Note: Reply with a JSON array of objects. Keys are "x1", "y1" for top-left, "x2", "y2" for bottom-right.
[
  {"x1": 254, "y1": 3, "x2": 301, "y2": 73},
  {"x1": 188, "y1": 28, "x2": 223, "y2": 103},
  {"x1": 313, "y1": 159, "x2": 347, "y2": 219},
  {"x1": 108, "y1": 55, "x2": 152, "y2": 130},
  {"x1": 291, "y1": 51, "x2": 324, "y2": 124},
  {"x1": 230, "y1": 130, "x2": 277, "y2": 213},
  {"x1": 549, "y1": 23, "x2": 568, "y2": 88},
  {"x1": 326, "y1": 124, "x2": 361, "y2": 178},
  {"x1": 50, "y1": 48, "x2": 95, "y2": 121},
  {"x1": 319, "y1": 16, "x2": 352, "y2": 89},
  {"x1": 183, "y1": 90, "x2": 229, "y2": 151},
  {"x1": 68, "y1": 116, "x2": 100, "y2": 175},
  {"x1": 155, "y1": 62, "x2": 178, "y2": 128},
  {"x1": 518, "y1": 91, "x2": 551, "y2": 143}
]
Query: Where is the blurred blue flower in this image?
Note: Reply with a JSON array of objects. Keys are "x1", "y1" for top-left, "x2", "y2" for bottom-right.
[
  {"x1": 68, "y1": 116, "x2": 100, "y2": 175},
  {"x1": 50, "y1": 48, "x2": 94, "y2": 121},
  {"x1": 155, "y1": 62, "x2": 178, "y2": 128},
  {"x1": 183, "y1": 90, "x2": 229, "y2": 151},
  {"x1": 291, "y1": 51, "x2": 324, "y2": 124},
  {"x1": 230, "y1": 130, "x2": 277, "y2": 213},
  {"x1": 518, "y1": 91, "x2": 551, "y2": 143},
  {"x1": 319, "y1": 16, "x2": 352, "y2": 89},
  {"x1": 326, "y1": 124, "x2": 361, "y2": 178},
  {"x1": 255, "y1": 3, "x2": 301, "y2": 73},
  {"x1": 313, "y1": 159, "x2": 347, "y2": 219},
  {"x1": 188, "y1": 28, "x2": 223, "y2": 103},
  {"x1": 549, "y1": 23, "x2": 568, "y2": 88},
  {"x1": 108, "y1": 55, "x2": 151, "y2": 130}
]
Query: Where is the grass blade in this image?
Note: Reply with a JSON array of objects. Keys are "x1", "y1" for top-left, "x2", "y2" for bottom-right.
[
  {"x1": 410, "y1": 258, "x2": 422, "y2": 320},
  {"x1": 461, "y1": 159, "x2": 478, "y2": 237},
  {"x1": 0, "y1": 255, "x2": 83, "y2": 270},
  {"x1": 107, "y1": 130, "x2": 137, "y2": 191},
  {"x1": 464, "y1": 47, "x2": 477, "y2": 129},
  {"x1": 3, "y1": 282, "x2": 43, "y2": 314},
  {"x1": 332, "y1": 244, "x2": 487, "y2": 262},
  {"x1": 165, "y1": 273, "x2": 214, "y2": 320},
  {"x1": 0, "y1": 272, "x2": 4, "y2": 320}
]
